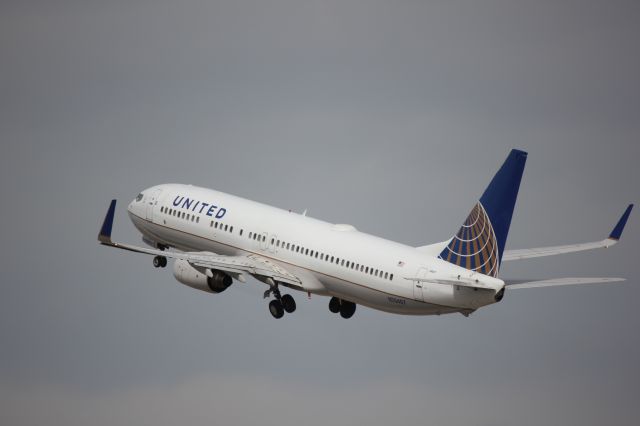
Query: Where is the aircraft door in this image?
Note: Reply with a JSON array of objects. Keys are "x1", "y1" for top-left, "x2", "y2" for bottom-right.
[
  {"x1": 413, "y1": 267, "x2": 428, "y2": 301},
  {"x1": 260, "y1": 232, "x2": 269, "y2": 251},
  {"x1": 146, "y1": 188, "x2": 162, "y2": 221}
]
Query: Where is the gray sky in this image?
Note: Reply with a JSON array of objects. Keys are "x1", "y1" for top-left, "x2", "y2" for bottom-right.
[{"x1": 1, "y1": 1, "x2": 639, "y2": 425}]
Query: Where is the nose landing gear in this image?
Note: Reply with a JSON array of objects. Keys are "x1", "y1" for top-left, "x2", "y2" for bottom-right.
[{"x1": 153, "y1": 255, "x2": 167, "y2": 268}]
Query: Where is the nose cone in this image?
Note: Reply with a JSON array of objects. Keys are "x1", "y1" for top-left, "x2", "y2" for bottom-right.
[{"x1": 127, "y1": 191, "x2": 146, "y2": 218}]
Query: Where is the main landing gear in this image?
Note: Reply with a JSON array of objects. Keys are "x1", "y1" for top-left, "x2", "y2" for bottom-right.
[
  {"x1": 153, "y1": 255, "x2": 167, "y2": 268},
  {"x1": 329, "y1": 297, "x2": 356, "y2": 319},
  {"x1": 264, "y1": 284, "x2": 296, "y2": 319}
]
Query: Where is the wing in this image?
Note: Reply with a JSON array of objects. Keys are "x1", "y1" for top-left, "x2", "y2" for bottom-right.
[
  {"x1": 506, "y1": 277, "x2": 625, "y2": 289},
  {"x1": 98, "y1": 200, "x2": 302, "y2": 288},
  {"x1": 502, "y1": 204, "x2": 633, "y2": 261}
]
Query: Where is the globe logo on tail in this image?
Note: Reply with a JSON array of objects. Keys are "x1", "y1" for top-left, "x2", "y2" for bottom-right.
[{"x1": 438, "y1": 202, "x2": 499, "y2": 277}]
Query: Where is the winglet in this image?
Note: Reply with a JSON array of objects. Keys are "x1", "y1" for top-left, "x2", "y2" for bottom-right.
[
  {"x1": 609, "y1": 204, "x2": 633, "y2": 240},
  {"x1": 98, "y1": 200, "x2": 117, "y2": 244}
]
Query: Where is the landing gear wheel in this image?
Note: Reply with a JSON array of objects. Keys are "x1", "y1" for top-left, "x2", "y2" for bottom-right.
[
  {"x1": 281, "y1": 294, "x2": 296, "y2": 313},
  {"x1": 269, "y1": 300, "x2": 285, "y2": 319},
  {"x1": 153, "y1": 255, "x2": 167, "y2": 268},
  {"x1": 328, "y1": 297, "x2": 341, "y2": 313},
  {"x1": 339, "y1": 301, "x2": 356, "y2": 319}
]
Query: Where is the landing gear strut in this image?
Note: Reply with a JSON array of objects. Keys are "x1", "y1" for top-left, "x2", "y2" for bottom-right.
[
  {"x1": 264, "y1": 283, "x2": 296, "y2": 318},
  {"x1": 153, "y1": 255, "x2": 167, "y2": 268},
  {"x1": 328, "y1": 297, "x2": 356, "y2": 319}
]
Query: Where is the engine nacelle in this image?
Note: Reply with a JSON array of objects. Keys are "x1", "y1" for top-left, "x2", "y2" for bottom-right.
[{"x1": 173, "y1": 259, "x2": 233, "y2": 294}]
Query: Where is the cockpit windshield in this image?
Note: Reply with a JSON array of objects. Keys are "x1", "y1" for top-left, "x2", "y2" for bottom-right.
[{"x1": 135, "y1": 193, "x2": 144, "y2": 202}]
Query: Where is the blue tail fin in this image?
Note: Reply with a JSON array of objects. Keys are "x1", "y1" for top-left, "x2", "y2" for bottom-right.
[{"x1": 439, "y1": 149, "x2": 527, "y2": 277}]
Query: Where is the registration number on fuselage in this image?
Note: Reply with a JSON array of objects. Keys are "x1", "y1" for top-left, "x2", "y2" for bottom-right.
[{"x1": 387, "y1": 296, "x2": 406, "y2": 305}]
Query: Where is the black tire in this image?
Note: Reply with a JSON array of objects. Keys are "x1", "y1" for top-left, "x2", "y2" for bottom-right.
[
  {"x1": 269, "y1": 300, "x2": 285, "y2": 319},
  {"x1": 153, "y1": 256, "x2": 162, "y2": 268},
  {"x1": 328, "y1": 297, "x2": 341, "y2": 313},
  {"x1": 281, "y1": 294, "x2": 296, "y2": 313},
  {"x1": 339, "y1": 301, "x2": 356, "y2": 319},
  {"x1": 159, "y1": 256, "x2": 167, "y2": 268}
]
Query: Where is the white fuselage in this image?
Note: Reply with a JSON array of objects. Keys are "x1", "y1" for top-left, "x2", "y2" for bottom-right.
[{"x1": 127, "y1": 184, "x2": 503, "y2": 316}]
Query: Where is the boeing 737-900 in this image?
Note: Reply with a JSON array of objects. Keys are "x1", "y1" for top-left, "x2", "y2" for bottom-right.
[{"x1": 98, "y1": 149, "x2": 633, "y2": 319}]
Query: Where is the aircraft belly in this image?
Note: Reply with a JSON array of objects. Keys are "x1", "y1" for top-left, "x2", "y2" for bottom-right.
[{"x1": 318, "y1": 274, "x2": 461, "y2": 316}]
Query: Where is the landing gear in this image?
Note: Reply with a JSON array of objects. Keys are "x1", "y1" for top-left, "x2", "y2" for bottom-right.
[
  {"x1": 269, "y1": 300, "x2": 284, "y2": 319},
  {"x1": 328, "y1": 297, "x2": 356, "y2": 319},
  {"x1": 153, "y1": 255, "x2": 167, "y2": 268},
  {"x1": 264, "y1": 283, "x2": 296, "y2": 318},
  {"x1": 328, "y1": 297, "x2": 341, "y2": 313},
  {"x1": 339, "y1": 301, "x2": 356, "y2": 319},
  {"x1": 281, "y1": 294, "x2": 296, "y2": 313}
]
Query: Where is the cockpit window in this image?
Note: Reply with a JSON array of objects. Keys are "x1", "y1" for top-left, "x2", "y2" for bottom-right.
[{"x1": 135, "y1": 193, "x2": 144, "y2": 202}]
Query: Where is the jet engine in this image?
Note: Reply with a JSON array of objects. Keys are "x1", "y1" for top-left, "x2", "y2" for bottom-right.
[{"x1": 173, "y1": 259, "x2": 232, "y2": 293}]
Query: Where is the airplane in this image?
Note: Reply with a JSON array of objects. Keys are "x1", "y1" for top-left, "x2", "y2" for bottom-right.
[{"x1": 98, "y1": 149, "x2": 633, "y2": 319}]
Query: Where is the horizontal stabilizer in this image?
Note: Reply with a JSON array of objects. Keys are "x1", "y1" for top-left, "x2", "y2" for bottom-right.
[{"x1": 506, "y1": 277, "x2": 625, "y2": 289}]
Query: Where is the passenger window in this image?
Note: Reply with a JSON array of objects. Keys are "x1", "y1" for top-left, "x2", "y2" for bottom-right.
[
  {"x1": 305, "y1": 249, "x2": 309, "y2": 255},
  {"x1": 390, "y1": 274, "x2": 394, "y2": 281},
  {"x1": 315, "y1": 252, "x2": 319, "y2": 258},
  {"x1": 224, "y1": 224, "x2": 228, "y2": 231},
  {"x1": 240, "y1": 229, "x2": 243, "y2": 236},
  {"x1": 341, "y1": 260, "x2": 345, "y2": 266},
  {"x1": 230, "y1": 226, "x2": 233, "y2": 233},
  {"x1": 196, "y1": 217, "x2": 200, "y2": 223},
  {"x1": 249, "y1": 232, "x2": 252, "y2": 239}
]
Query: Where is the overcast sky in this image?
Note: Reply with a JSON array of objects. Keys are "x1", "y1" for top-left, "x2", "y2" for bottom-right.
[{"x1": 1, "y1": 1, "x2": 639, "y2": 425}]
